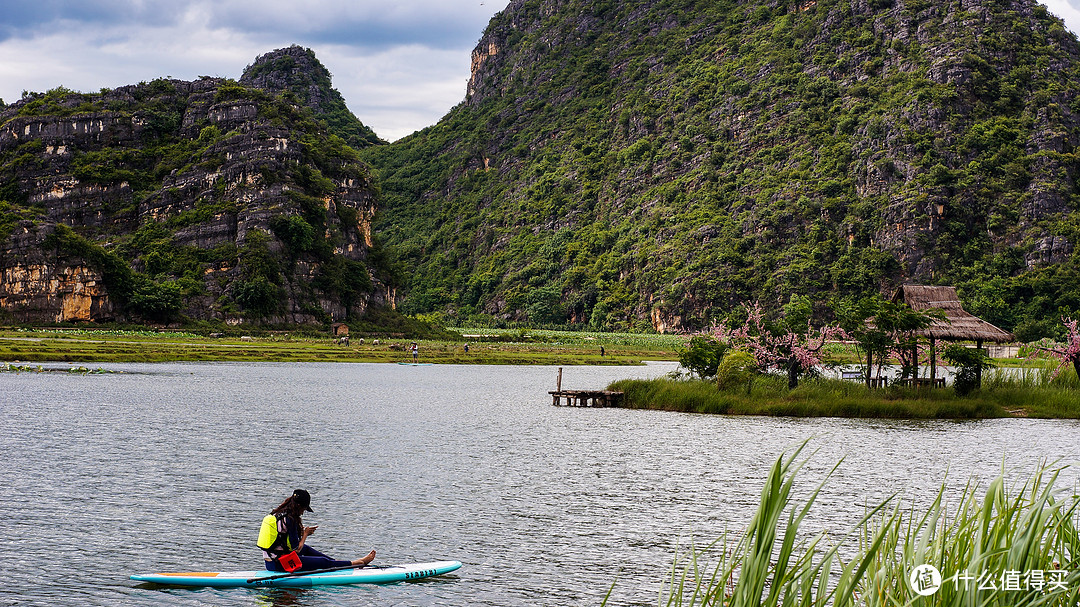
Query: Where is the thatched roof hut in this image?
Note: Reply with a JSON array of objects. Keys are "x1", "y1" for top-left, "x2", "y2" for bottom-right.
[{"x1": 892, "y1": 285, "x2": 1013, "y2": 343}]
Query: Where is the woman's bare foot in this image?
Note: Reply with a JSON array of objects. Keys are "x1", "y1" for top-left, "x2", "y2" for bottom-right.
[{"x1": 351, "y1": 550, "x2": 376, "y2": 567}]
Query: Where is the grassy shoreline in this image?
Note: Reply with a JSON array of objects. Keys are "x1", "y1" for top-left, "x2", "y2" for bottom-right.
[
  {"x1": 0, "y1": 327, "x2": 679, "y2": 365},
  {"x1": 609, "y1": 375, "x2": 1080, "y2": 419},
  {"x1": 7, "y1": 327, "x2": 1077, "y2": 419}
]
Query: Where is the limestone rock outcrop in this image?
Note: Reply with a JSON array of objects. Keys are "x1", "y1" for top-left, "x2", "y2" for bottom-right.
[{"x1": 0, "y1": 52, "x2": 387, "y2": 325}]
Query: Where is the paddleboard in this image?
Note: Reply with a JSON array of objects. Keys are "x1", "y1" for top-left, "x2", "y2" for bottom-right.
[
  {"x1": 398, "y1": 362, "x2": 433, "y2": 366},
  {"x1": 131, "y1": 560, "x2": 461, "y2": 588}
]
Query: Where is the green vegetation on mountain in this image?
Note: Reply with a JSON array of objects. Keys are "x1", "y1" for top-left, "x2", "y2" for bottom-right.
[
  {"x1": 240, "y1": 45, "x2": 384, "y2": 149},
  {"x1": 0, "y1": 61, "x2": 390, "y2": 326},
  {"x1": 4, "y1": 0, "x2": 1080, "y2": 340},
  {"x1": 362, "y1": 0, "x2": 1080, "y2": 336}
]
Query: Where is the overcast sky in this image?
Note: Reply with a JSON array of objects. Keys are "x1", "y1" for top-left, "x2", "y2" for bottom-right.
[{"x1": 1, "y1": 0, "x2": 1079, "y2": 142}]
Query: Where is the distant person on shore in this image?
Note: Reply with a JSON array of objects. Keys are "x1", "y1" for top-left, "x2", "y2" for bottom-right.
[
  {"x1": 464, "y1": 343, "x2": 469, "y2": 354},
  {"x1": 600, "y1": 345, "x2": 605, "y2": 357},
  {"x1": 257, "y1": 489, "x2": 375, "y2": 572},
  {"x1": 411, "y1": 342, "x2": 419, "y2": 362}
]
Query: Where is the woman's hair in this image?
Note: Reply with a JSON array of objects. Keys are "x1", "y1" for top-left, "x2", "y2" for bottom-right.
[{"x1": 270, "y1": 495, "x2": 304, "y2": 523}]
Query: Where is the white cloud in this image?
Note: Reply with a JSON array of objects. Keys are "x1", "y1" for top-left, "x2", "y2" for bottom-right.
[
  {"x1": 0, "y1": 18, "x2": 257, "y2": 95},
  {"x1": 323, "y1": 44, "x2": 472, "y2": 141}
]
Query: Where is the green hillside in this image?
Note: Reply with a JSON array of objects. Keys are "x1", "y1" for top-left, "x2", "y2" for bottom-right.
[
  {"x1": 362, "y1": 0, "x2": 1080, "y2": 337},
  {"x1": 241, "y1": 45, "x2": 384, "y2": 149},
  {"x1": 0, "y1": 62, "x2": 389, "y2": 326}
]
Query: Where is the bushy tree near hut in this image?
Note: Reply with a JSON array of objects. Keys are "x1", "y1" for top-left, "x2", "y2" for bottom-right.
[
  {"x1": 944, "y1": 344, "x2": 994, "y2": 396},
  {"x1": 835, "y1": 296, "x2": 938, "y2": 388}
]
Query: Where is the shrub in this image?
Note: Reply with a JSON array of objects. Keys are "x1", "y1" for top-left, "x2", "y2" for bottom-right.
[
  {"x1": 677, "y1": 335, "x2": 728, "y2": 379},
  {"x1": 270, "y1": 214, "x2": 316, "y2": 255},
  {"x1": 715, "y1": 350, "x2": 756, "y2": 392},
  {"x1": 944, "y1": 344, "x2": 994, "y2": 396},
  {"x1": 234, "y1": 275, "x2": 282, "y2": 316},
  {"x1": 128, "y1": 278, "x2": 183, "y2": 321}
]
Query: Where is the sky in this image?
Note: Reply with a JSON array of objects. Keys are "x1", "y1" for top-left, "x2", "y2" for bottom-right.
[
  {"x1": 0, "y1": 0, "x2": 510, "y2": 142},
  {"x1": 1, "y1": 0, "x2": 1079, "y2": 142}
]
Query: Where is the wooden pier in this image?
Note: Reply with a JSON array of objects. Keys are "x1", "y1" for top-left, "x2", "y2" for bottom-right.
[
  {"x1": 549, "y1": 389, "x2": 624, "y2": 407},
  {"x1": 548, "y1": 367, "x2": 624, "y2": 407}
]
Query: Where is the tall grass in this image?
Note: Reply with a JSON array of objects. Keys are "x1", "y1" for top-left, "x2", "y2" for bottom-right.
[
  {"x1": 648, "y1": 446, "x2": 1080, "y2": 607},
  {"x1": 610, "y1": 375, "x2": 1080, "y2": 418},
  {"x1": 983, "y1": 362, "x2": 1080, "y2": 391}
]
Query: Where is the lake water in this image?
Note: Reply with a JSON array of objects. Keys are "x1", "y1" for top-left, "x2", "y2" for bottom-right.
[{"x1": 2, "y1": 361, "x2": 1078, "y2": 606}]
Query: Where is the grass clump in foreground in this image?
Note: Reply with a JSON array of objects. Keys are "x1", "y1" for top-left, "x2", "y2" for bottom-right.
[
  {"x1": 609, "y1": 374, "x2": 1080, "y2": 419},
  {"x1": 637, "y1": 444, "x2": 1080, "y2": 607}
]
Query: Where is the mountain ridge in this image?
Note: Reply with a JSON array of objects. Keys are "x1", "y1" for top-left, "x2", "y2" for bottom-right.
[
  {"x1": 361, "y1": 0, "x2": 1080, "y2": 337},
  {"x1": 0, "y1": 51, "x2": 390, "y2": 326},
  {"x1": 3, "y1": 1, "x2": 1080, "y2": 338}
]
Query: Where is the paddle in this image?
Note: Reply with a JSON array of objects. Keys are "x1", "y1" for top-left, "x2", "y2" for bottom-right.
[{"x1": 246, "y1": 563, "x2": 387, "y2": 584}]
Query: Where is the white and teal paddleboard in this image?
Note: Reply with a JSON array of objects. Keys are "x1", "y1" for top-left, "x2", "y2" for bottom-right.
[{"x1": 131, "y1": 560, "x2": 461, "y2": 588}]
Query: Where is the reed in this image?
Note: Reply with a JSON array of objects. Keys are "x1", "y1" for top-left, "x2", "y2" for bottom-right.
[
  {"x1": 651, "y1": 446, "x2": 1080, "y2": 607},
  {"x1": 610, "y1": 376, "x2": 1080, "y2": 419}
]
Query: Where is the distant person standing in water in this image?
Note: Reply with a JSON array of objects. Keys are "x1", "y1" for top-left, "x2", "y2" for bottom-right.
[{"x1": 257, "y1": 489, "x2": 376, "y2": 572}]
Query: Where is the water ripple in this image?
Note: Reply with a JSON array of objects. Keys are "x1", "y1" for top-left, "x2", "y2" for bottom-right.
[{"x1": 2, "y1": 362, "x2": 1077, "y2": 606}]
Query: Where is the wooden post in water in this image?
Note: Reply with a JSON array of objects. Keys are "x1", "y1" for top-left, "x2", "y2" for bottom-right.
[{"x1": 557, "y1": 367, "x2": 563, "y2": 392}]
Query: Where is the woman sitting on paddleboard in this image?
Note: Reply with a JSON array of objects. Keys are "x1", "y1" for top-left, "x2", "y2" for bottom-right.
[{"x1": 258, "y1": 489, "x2": 376, "y2": 572}]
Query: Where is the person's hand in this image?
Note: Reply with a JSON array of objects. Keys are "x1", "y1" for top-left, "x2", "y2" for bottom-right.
[{"x1": 303, "y1": 525, "x2": 318, "y2": 537}]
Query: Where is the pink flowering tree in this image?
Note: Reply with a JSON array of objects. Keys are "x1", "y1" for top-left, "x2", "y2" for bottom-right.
[
  {"x1": 714, "y1": 302, "x2": 846, "y2": 390},
  {"x1": 1042, "y1": 317, "x2": 1080, "y2": 381}
]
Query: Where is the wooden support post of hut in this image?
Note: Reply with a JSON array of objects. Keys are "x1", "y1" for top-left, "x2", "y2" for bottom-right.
[{"x1": 892, "y1": 285, "x2": 1014, "y2": 388}]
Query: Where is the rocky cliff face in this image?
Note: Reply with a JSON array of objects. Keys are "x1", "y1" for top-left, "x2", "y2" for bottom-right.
[
  {"x1": 364, "y1": 0, "x2": 1080, "y2": 333},
  {"x1": 1, "y1": 223, "x2": 114, "y2": 322},
  {"x1": 0, "y1": 54, "x2": 386, "y2": 326}
]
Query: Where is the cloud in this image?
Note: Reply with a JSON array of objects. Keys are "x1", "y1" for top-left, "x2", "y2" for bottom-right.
[
  {"x1": 4, "y1": 0, "x2": 1077, "y2": 142},
  {"x1": 0, "y1": 1, "x2": 189, "y2": 39},
  {"x1": 322, "y1": 43, "x2": 472, "y2": 141},
  {"x1": 0, "y1": 0, "x2": 500, "y2": 49},
  {"x1": 0, "y1": 1, "x2": 507, "y2": 140},
  {"x1": 204, "y1": 0, "x2": 498, "y2": 50}
]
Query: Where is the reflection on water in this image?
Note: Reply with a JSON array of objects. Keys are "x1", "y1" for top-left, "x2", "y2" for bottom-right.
[
  {"x1": 253, "y1": 588, "x2": 307, "y2": 607},
  {"x1": 2, "y1": 361, "x2": 1078, "y2": 606}
]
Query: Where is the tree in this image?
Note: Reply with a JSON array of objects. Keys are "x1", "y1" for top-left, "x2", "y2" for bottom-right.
[
  {"x1": 677, "y1": 334, "x2": 728, "y2": 380},
  {"x1": 716, "y1": 302, "x2": 845, "y2": 390},
  {"x1": 944, "y1": 344, "x2": 993, "y2": 396},
  {"x1": 1040, "y1": 317, "x2": 1080, "y2": 383},
  {"x1": 836, "y1": 296, "x2": 939, "y2": 388}
]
